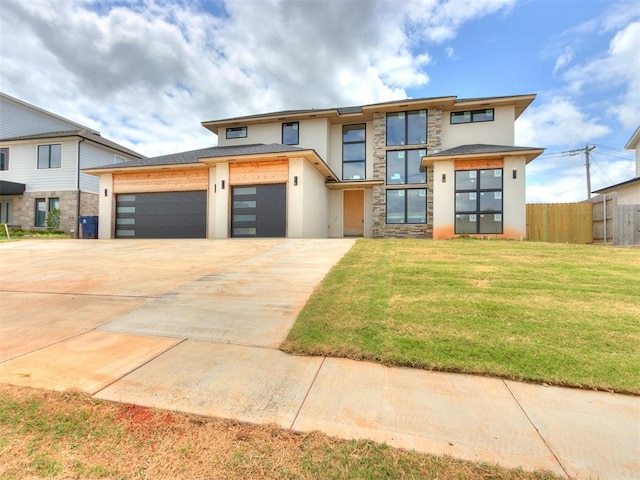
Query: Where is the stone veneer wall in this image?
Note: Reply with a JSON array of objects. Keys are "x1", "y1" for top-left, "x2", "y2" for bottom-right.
[
  {"x1": 9, "y1": 189, "x2": 98, "y2": 235},
  {"x1": 371, "y1": 108, "x2": 442, "y2": 238}
]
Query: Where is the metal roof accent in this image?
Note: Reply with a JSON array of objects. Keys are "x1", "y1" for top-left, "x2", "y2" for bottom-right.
[{"x1": 0, "y1": 180, "x2": 26, "y2": 195}]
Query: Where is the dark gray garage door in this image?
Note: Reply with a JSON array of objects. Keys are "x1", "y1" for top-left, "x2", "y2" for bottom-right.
[
  {"x1": 116, "y1": 191, "x2": 206, "y2": 238},
  {"x1": 232, "y1": 184, "x2": 286, "y2": 237}
]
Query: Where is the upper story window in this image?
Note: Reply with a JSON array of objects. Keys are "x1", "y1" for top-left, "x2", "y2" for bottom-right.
[
  {"x1": 386, "y1": 149, "x2": 426, "y2": 185},
  {"x1": 226, "y1": 126, "x2": 247, "y2": 139},
  {"x1": 450, "y1": 108, "x2": 494, "y2": 124},
  {"x1": 37, "y1": 144, "x2": 62, "y2": 169},
  {"x1": 0, "y1": 148, "x2": 8, "y2": 170},
  {"x1": 342, "y1": 124, "x2": 366, "y2": 180},
  {"x1": 114, "y1": 155, "x2": 126, "y2": 164},
  {"x1": 386, "y1": 110, "x2": 427, "y2": 146},
  {"x1": 282, "y1": 122, "x2": 299, "y2": 145}
]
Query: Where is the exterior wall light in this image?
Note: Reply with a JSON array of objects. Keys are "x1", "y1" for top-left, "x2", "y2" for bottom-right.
[
  {"x1": 294, "y1": 176, "x2": 298, "y2": 186},
  {"x1": 512, "y1": 169, "x2": 517, "y2": 179},
  {"x1": 442, "y1": 173, "x2": 446, "y2": 183},
  {"x1": 221, "y1": 180, "x2": 225, "y2": 189}
]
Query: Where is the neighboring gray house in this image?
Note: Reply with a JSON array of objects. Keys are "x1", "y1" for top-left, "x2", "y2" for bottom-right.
[
  {"x1": 592, "y1": 125, "x2": 640, "y2": 245},
  {"x1": 0, "y1": 93, "x2": 144, "y2": 234}
]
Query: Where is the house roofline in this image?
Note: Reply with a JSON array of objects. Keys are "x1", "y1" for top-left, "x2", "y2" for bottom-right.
[
  {"x1": 592, "y1": 176, "x2": 640, "y2": 194},
  {"x1": 201, "y1": 94, "x2": 537, "y2": 134}
]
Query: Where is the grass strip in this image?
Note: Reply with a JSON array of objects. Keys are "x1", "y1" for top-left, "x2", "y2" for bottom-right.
[{"x1": 282, "y1": 239, "x2": 640, "y2": 394}]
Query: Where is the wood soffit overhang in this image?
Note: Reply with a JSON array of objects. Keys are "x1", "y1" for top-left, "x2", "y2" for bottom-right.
[{"x1": 421, "y1": 147, "x2": 544, "y2": 167}]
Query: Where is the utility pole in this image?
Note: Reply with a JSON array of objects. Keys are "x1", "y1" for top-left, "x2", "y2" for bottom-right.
[{"x1": 562, "y1": 144, "x2": 596, "y2": 200}]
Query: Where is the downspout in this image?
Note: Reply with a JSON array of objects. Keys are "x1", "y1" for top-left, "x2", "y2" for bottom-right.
[{"x1": 76, "y1": 138, "x2": 84, "y2": 239}]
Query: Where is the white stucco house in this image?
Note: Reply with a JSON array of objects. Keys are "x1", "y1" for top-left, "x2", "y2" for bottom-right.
[
  {"x1": 0, "y1": 93, "x2": 144, "y2": 234},
  {"x1": 86, "y1": 94, "x2": 543, "y2": 240}
]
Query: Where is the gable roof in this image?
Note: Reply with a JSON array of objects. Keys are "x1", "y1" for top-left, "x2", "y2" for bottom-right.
[
  {"x1": 625, "y1": 125, "x2": 640, "y2": 150},
  {"x1": 0, "y1": 129, "x2": 144, "y2": 159},
  {"x1": 0, "y1": 92, "x2": 91, "y2": 133},
  {"x1": 423, "y1": 144, "x2": 544, "y2": 165}
]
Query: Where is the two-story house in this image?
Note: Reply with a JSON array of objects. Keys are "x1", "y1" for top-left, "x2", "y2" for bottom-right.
[
  {"x1": 86, "y1": 94, "x2": 543, "y2": 239},
  {"x1": 0, "y1": 92, "x2": 144, "y2": 234}
]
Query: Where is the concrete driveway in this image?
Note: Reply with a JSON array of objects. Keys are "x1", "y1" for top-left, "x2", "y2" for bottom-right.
[{"x1": 1, "y1": 239, "x2": 638, "y2": 480}]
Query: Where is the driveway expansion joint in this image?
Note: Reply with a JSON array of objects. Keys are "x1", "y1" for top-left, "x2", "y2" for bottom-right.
[
  {"x1": 502, "y1": 379, "x2": 571, "y2": 479},
  {"x1": 290, "y1": 356, "x2": 326, "y2": 430}
]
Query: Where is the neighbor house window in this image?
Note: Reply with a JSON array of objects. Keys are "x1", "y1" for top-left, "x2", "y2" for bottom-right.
[
  {"x1": 450, "y1": 108, "x2": 494, "y2": 124},
  {"x1": 386, "y1": 189, "x2": 427, "y2": 224},
  {"x1": 386, "y1": 149, "x2": 426, "y2": 185},
  {"x1": 226, "y1": 126, "x2": 247, "y2": 139},
  {"x1": 282, "y1": 122, "x2": 299, "y2": 145},
  {"x1": 35, "y1": 198, "x2": 46, "y2": 227},
  {"x1": 37, "y1": 144, "x2": 62, "y2": 169},
  {"x1": 386, "y1": 110, "x2": 427, "y2": 146},
  {"x1": 342, "y1": 124, "x2": 365, "y2": 180},
  {"x1": 114, "y1": 155, "x2": 126, "y2": 164},
  {"x1": 0, "y1": 148, "x2": 9, "y2": 170},
  {"x1": 35, "y1": 197, "x2": 60, "y2": 228},
  {"x1": 455, "y1": 168, "x2": 503, "y2": 234}
]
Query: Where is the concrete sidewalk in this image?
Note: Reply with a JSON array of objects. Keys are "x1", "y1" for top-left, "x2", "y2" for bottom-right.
[{"x1": 0, "y1": 239, "x2": 638, "y2": 479}]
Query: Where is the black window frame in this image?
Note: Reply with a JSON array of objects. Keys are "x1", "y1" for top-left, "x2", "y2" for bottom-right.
[
  {"x1": 37, "y1": 144, "x2": 62, "y2": 169},
  {"x1": 282, "y1": 122, "x2": 299, "y2": 145},
  {"x1": 342, "y1": 123, "x2": 366, "y2": 180},
  {"x1": 386, "y1": 149, "x2": 427, "y2": 185},
  {"x1": 226, "y1": 126, "x2": 247, "y2": 139},
  {"x1": 35, "y1": 198, "x2": 47, "y2": 227},
  {"x1": 386, "y1": 110, "x2": 427, "y2": 146},
  {"x1": 385, "y1": 188, "x2": 427, "y2": 224},
  {"x1": 0, "y1": 147, "x2": 8, "y2": 170},
  {"x1": 455, "y1": 168, "x2": 503, "y2": 235},
  {"x1": 450, "y1": 108, "x2": 495, "y2": 124}
]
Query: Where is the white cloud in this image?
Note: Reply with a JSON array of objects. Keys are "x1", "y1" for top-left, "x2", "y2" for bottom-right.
[
  {"x1": 0, "y1": 0, "x2": 516, "y2": 156},
  {"x1": 516, "y1": 97, "x2": 610, "y2": 148},
  {"x1": 552, "y1": 46, "x2": 573, "y2": 75}
]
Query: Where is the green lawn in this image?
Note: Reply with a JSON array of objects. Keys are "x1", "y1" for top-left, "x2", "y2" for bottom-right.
[{"x1": 282, "y1": 239, "x2": 640, "y2": 394}]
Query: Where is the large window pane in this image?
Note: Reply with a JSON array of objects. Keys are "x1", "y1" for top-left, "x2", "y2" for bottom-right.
[
  {"x1": 343, "y1": 124, "x2": 365, "y2": 142},
  {"x1": 386, "y1": 113, "x2": 405, "y2": 146},
  {"x1": 386, "y1": 190, "x2": 405, "y2": 223},
  {"x1": 407, "y1": 150, "x2": 426, "y2": 184},
  {"x1": 407, "y1": 189, "x2": 427, "y2": 223},
  {"x1": 480, "y1": 169, "x2": 502, "y2": 189},
  {"x1": 480, "y1": 214, "x2": 502, "y2": 234},
  {"x1": 0, "y1": 148, "x2": 8, "y2": 170},
  {"x1": 35, "y1": 199, "x2": 46, "y2": 227},
  {"x1": 343, "y1": 161, "x2": 365, "y2": 180},
  {"x1": 407, "y1": 110, "x2": 427, "y2": 145},
  {"x1": 386, "y1": 151, "x2": 405, "y2": 184},
  {"x1": 343, "y1": 142, "x2": 365, "y2": 161},
  {"x1": 455, "y1": 214, "x2": 476, "y2": 234},
  {"x1": 456, "y1": 192, "x2": 477, "y2": 212},
  {"x1": 455, "y1": 170, "x2": 478, "y2": 190},
  {"x1": 38, "y1": 146, "x2": 49, "y2": 169},
  {"x1": 226, "y1": 126, "x2": 247, "y2": 138},
  {"x1": 479, "y1": 192, "x2": 502, "y2": 212}
]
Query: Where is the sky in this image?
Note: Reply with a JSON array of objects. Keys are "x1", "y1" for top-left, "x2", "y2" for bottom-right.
[{"x1": 0, "y1": 0, "x2": 638, "y2": 203}]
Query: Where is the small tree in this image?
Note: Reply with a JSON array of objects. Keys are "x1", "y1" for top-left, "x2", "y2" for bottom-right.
[{"x1": 46, "y1": 208, "x2": 61, "y2": 231}]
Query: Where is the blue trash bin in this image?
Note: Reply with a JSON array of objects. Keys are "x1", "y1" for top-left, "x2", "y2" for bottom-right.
[{"x1": 78, "y1": 216, "x2": 98, "y2": 239}]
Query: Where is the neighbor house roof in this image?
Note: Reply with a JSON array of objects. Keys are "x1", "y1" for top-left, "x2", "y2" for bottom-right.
[
  {"x1": 422, "y1": 144, "x2": 544, "y2": 166},
  {"x1": 625, "y1": 125, "x2": 640, "y2": 150},
  {"x1": 592, "y1": 177, "x2": 640, "y2": 195},
  {"x1": 202, "y1": 94, "x2": 536, "y2": 134},
  {"x1": 0, "y1": 129, "x2": 144, "y2": 159}
]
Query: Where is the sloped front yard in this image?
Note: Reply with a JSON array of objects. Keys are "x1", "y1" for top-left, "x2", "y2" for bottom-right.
[{"x1": 282, "y1": 239, "x2": 640, "y2": 394}]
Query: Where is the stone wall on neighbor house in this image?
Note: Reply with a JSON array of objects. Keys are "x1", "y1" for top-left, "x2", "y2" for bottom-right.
[
  {"x1": 371, "y1": 108, "x2": 442, "y2": 238},
  {"x1": 9, "y1": 189, "x2": 98, "y2": 235}
]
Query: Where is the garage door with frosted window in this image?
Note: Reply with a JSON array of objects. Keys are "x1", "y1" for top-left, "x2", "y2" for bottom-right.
[
  {"x1": 232, "y1": 184, "x2": 286, "y2": 237},
  {"x1": 116, "y1": 191, "x2": 206, "y2": 238}
]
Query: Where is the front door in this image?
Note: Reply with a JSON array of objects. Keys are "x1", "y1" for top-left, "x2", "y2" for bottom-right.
[{"x1": 343, "y1": 190, "x2": 364, "y2": 237}]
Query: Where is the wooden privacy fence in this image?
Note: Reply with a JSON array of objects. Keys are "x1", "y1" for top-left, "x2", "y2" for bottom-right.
[{"x1": 526, "y1": 203, "x2": 593, "y2": 244}]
